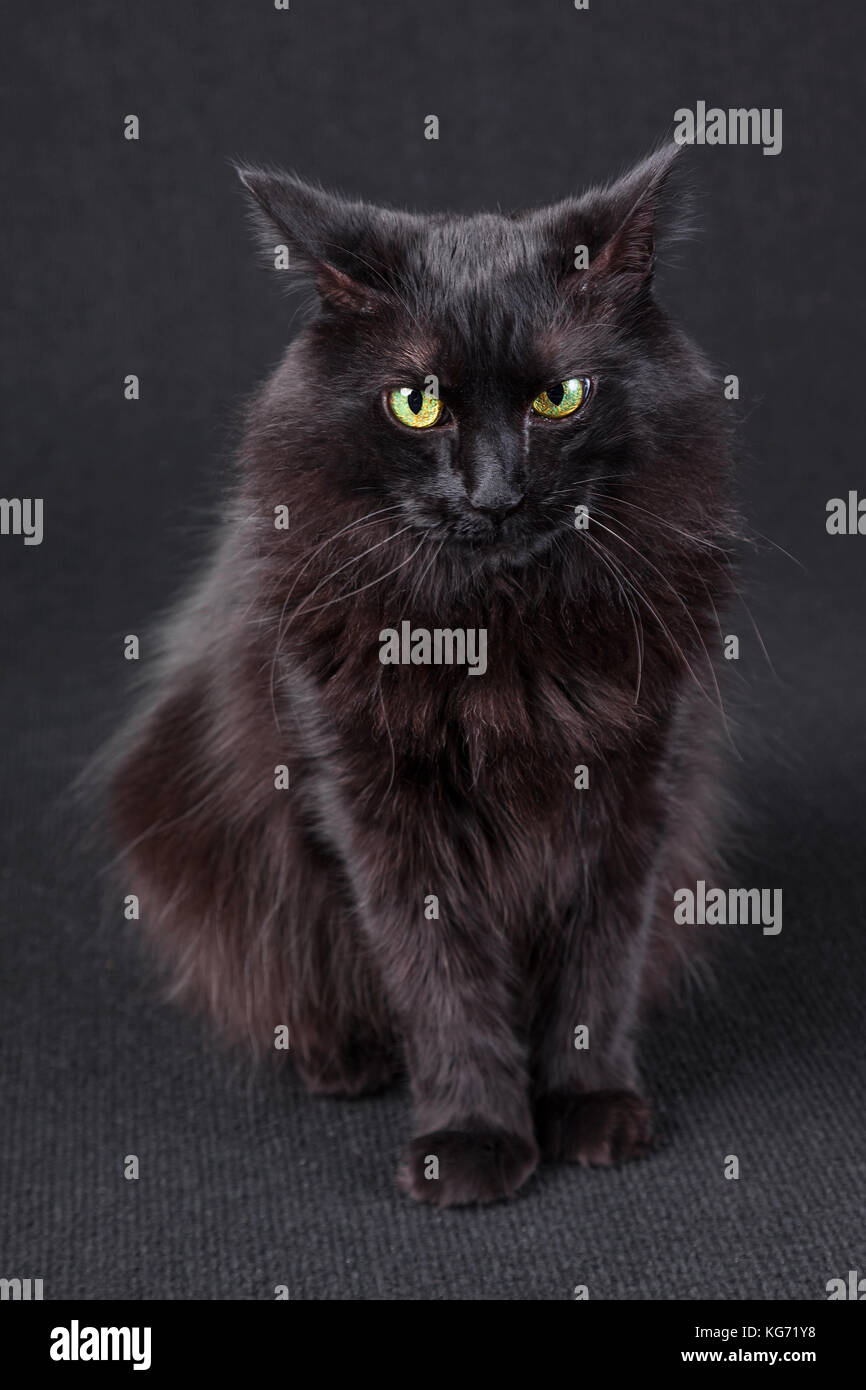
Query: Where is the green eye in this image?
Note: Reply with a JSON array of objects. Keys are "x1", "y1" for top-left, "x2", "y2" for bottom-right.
[
  {"x1": 388, "y1": 386, "x2": 443, "y2": 429},
  {"x1": 531, "y1": 377, "x2": 589, "y2": 419}
]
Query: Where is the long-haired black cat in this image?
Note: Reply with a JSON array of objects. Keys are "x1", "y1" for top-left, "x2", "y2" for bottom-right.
[{"x1": 106, "y1": 146, "x2": 736, "y2": 1205}]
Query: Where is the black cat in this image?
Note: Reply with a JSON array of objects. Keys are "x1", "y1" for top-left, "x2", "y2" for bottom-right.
[{"x1": 106, "y1": 146, "x2": 736, "y2": 1205}]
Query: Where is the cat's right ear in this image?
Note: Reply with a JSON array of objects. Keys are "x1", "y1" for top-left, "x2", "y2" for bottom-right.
[
  {"x1": 236, "y1": 166, "x2": 386, "y2": 314},
  {"x1": 529, "y1": 144, "x2": 690, "y2": 312}
]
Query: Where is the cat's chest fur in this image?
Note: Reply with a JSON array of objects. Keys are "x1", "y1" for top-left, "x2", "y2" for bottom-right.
[{"x1": 282, "y1": 589, "x2": 672, "y2": 876}]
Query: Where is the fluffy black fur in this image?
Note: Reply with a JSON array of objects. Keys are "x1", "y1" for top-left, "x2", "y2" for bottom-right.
[{"x1": 105, "y1": 146, "x2": 737, "y2": 1205}]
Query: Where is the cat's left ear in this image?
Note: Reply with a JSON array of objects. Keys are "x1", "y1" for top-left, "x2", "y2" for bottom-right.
[
  {"x1": 236, "y1": 166, "x2": 398, "y2": 313},
  {"x1": 537, "y1": 144, "x2": 687, "y2": 308}
]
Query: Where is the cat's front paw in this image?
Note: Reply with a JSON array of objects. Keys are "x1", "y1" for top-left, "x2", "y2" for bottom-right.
[
  {"x1": 397, "y1": 1127, "x2": 538, "y2": 1207},
  {"x1": 536, "y1": 1089, "x2": 653, "y2": 1166}
]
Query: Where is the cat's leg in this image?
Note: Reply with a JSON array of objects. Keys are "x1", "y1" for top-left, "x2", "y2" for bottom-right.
[
  {"x1": 533, "y1": 694, "x2": 726, "y2": 1163},
  {"x1": 348, "y1": 805, "x2": 537, "y2": 1206},
  {"x1": 284, "y1": 835, "x2": 402, "y2": 1098},
  {"x1": 530, "y1": 868, "x2": 658, "y2": 1167},
  {"x1": 107, "y1": 680, "x2": 399, "y2": 1096},
  {"x1": 392, "y1": 911, "x2": 538, "y2": 1205}
]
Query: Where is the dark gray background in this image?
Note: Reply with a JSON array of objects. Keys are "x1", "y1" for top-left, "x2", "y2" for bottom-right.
[{"x1": 1, "y1": 0, "x2": 863, "y2": 1299}]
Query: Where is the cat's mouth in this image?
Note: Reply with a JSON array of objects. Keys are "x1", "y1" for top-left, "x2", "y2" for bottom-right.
[{"x1": 411, "y1": 508, "x2": 563, "y2": 567}]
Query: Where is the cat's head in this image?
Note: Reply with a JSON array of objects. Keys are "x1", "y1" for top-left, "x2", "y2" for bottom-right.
[{"x1": 239, "y1": 148, "x2": 705, "y2": 569}]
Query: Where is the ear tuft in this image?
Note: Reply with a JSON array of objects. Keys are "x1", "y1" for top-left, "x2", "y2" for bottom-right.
[
  {"x1": 234, "y1": 163, "x2": 385, "y2": 313},
  {"x1": 537, "y1": 143, "x2": 690, "y2": 310},
  {"x1": 589, "y1": 143, "x2": 685, "y2": 293}
]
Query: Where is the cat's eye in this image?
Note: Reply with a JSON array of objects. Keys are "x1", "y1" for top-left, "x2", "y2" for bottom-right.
[
  {"x1": 531, "y1": 377, "x2": 590, "y2": 420},
  {"x1": 387, "y1": 386, "x2": 443, "y2": 429}
]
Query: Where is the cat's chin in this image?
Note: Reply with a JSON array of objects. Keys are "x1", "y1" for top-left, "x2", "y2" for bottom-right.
[
  {"x1": 420, "y1": 522, "x2": 562, "y2": 571},
  {"x1": 454, "y1": 531, "x2": 560, "y2": 571}
]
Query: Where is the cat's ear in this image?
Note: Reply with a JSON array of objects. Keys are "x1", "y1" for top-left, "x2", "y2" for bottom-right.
[
  {"x1": 236, "y1": 166, "x2": 392, "y2": 313},
  {"x1": 540, "y1": 144, "x2": 687, "y2": 308}
]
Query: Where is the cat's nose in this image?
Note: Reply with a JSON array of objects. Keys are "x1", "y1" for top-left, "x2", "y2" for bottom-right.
[
  {"x1": 467, "y1": 482, "x2": 525, "y2": 522},
  {"x1": 469, "y1": 495, "x2": 524, "y2": 524},
  {"x1": 462, "y1": 434, "x2": 526, "y2": 521}
]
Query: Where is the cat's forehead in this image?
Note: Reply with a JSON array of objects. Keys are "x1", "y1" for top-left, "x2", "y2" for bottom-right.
[
  {"x1": 392, "y1": 213, "x2": 564, "y2": 367},
  {"x1": 239, "y1": 150, "x2": 682, "y2": 360},
  {"x1": 415, "y1": 214, "x2": 543, "y2": 285}
]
